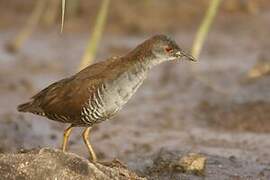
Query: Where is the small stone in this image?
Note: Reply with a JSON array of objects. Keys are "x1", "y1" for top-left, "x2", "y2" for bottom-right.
[
  {"x1": 177, "y1": 153, "x2": 206, "y2": 175},
  {"x1": 247, "y1": 54, "x2": 270, "y2": 79}
]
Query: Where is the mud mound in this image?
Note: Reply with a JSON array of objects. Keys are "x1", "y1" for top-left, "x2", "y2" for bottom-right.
[{"x1": 0, "y1": 148, "x2": 144, "y2": 180}]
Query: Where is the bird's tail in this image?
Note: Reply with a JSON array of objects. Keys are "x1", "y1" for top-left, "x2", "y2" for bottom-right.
[
  {"x1": 17, "y1": 101, "x2": 42, "y2": 114},
  {"x1": 17, "y1": 101, "x2": 34, "y2": 112}
]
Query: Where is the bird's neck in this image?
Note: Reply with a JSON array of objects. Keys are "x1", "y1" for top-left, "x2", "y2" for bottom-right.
[
  {"x1": 138, "y1": 56, "x2": 162, "y2": 70},
  {"x1": 126, "y1": 49, "x2": 161, "y2": 71}
]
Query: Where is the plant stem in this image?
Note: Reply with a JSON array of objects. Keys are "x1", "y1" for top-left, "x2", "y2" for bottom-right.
[
  {"x1": 192, "y1": 0, "x2": 222, "y2": 59},
  {"x1": 191, "y1": 0, "x2": 226, "y2": 94},
  {"x1": 61, "y1": 0, "x2": 66, "y2": 33},
  {"x1": 78, "y1": 0, "x2": 110, "y2": 71}
]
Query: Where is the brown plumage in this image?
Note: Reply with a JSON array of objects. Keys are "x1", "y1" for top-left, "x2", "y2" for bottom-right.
[{"x1": 17, "y1": 34, "x2": 196, "y2": 161}]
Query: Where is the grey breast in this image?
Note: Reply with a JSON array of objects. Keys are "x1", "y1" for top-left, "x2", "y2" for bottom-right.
[
  {"x1": 80, "y1": 83, "x2": 107, "y2": 125},
  {"x1": 80, "y1": 63, "x2": 147, "y2": 125}
]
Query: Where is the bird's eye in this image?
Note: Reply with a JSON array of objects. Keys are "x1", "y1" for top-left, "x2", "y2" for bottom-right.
[{"x1": 165, "y1": 47, "x2": 173, "y2": 53}]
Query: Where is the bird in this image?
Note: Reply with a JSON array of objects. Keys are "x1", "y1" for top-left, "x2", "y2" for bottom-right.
[{"x1": 17, "y1": 34, "x2": 196, "y2": 162}]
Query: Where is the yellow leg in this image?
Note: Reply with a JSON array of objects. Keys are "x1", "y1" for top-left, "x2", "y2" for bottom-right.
[
  {"x1": 62, "y1": 125, "x2": 73, "y2": 152},
  {"x1": 82, "y1": 127, "x2": 97, "y2": 162}
]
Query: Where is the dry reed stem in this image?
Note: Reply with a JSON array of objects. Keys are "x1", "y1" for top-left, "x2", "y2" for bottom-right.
[
  {"x1": 78, "y1": 0, "x2": 110, "y2": 71},
  {"x1": 78, "y1": 0, "x2": 110, "y2": 70},
  {"x1": 191, "y1": 0, "x2": 227, "y2": 94},
  {"x1": 61, "y1": 0, "x2": 66, "y2": 33}
]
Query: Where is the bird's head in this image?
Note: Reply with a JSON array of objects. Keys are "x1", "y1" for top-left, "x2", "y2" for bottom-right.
[{"x1": 148, "y1": 34, "x2": 196, "y2": 62}]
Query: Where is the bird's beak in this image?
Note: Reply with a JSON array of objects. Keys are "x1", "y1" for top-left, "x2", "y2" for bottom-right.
[{"x1": 175, "y1": 50, "x2": 197, "y2": 62}]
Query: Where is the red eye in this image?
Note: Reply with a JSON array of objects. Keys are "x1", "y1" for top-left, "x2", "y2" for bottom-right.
[{"x1": 165, "y1": 47, "x2": 173, "y2": 53}]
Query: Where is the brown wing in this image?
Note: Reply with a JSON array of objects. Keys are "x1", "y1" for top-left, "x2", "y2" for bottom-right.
[
  {"x1": 42, "y1": 59, "x2": 116, "y2": 119},
  {"x1": 38, "y1": 76, "x2": 103, "y2": 122}
]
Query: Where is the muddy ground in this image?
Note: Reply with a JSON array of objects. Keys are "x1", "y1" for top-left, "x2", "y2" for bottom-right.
[{"x1": 0, "y1": 0, "x2": 269, "y2": 179}]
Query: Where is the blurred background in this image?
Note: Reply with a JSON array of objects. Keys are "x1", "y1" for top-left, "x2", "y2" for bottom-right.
[{"x1": 0, "y1": 0, "x2": 269, "y2": 167}]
